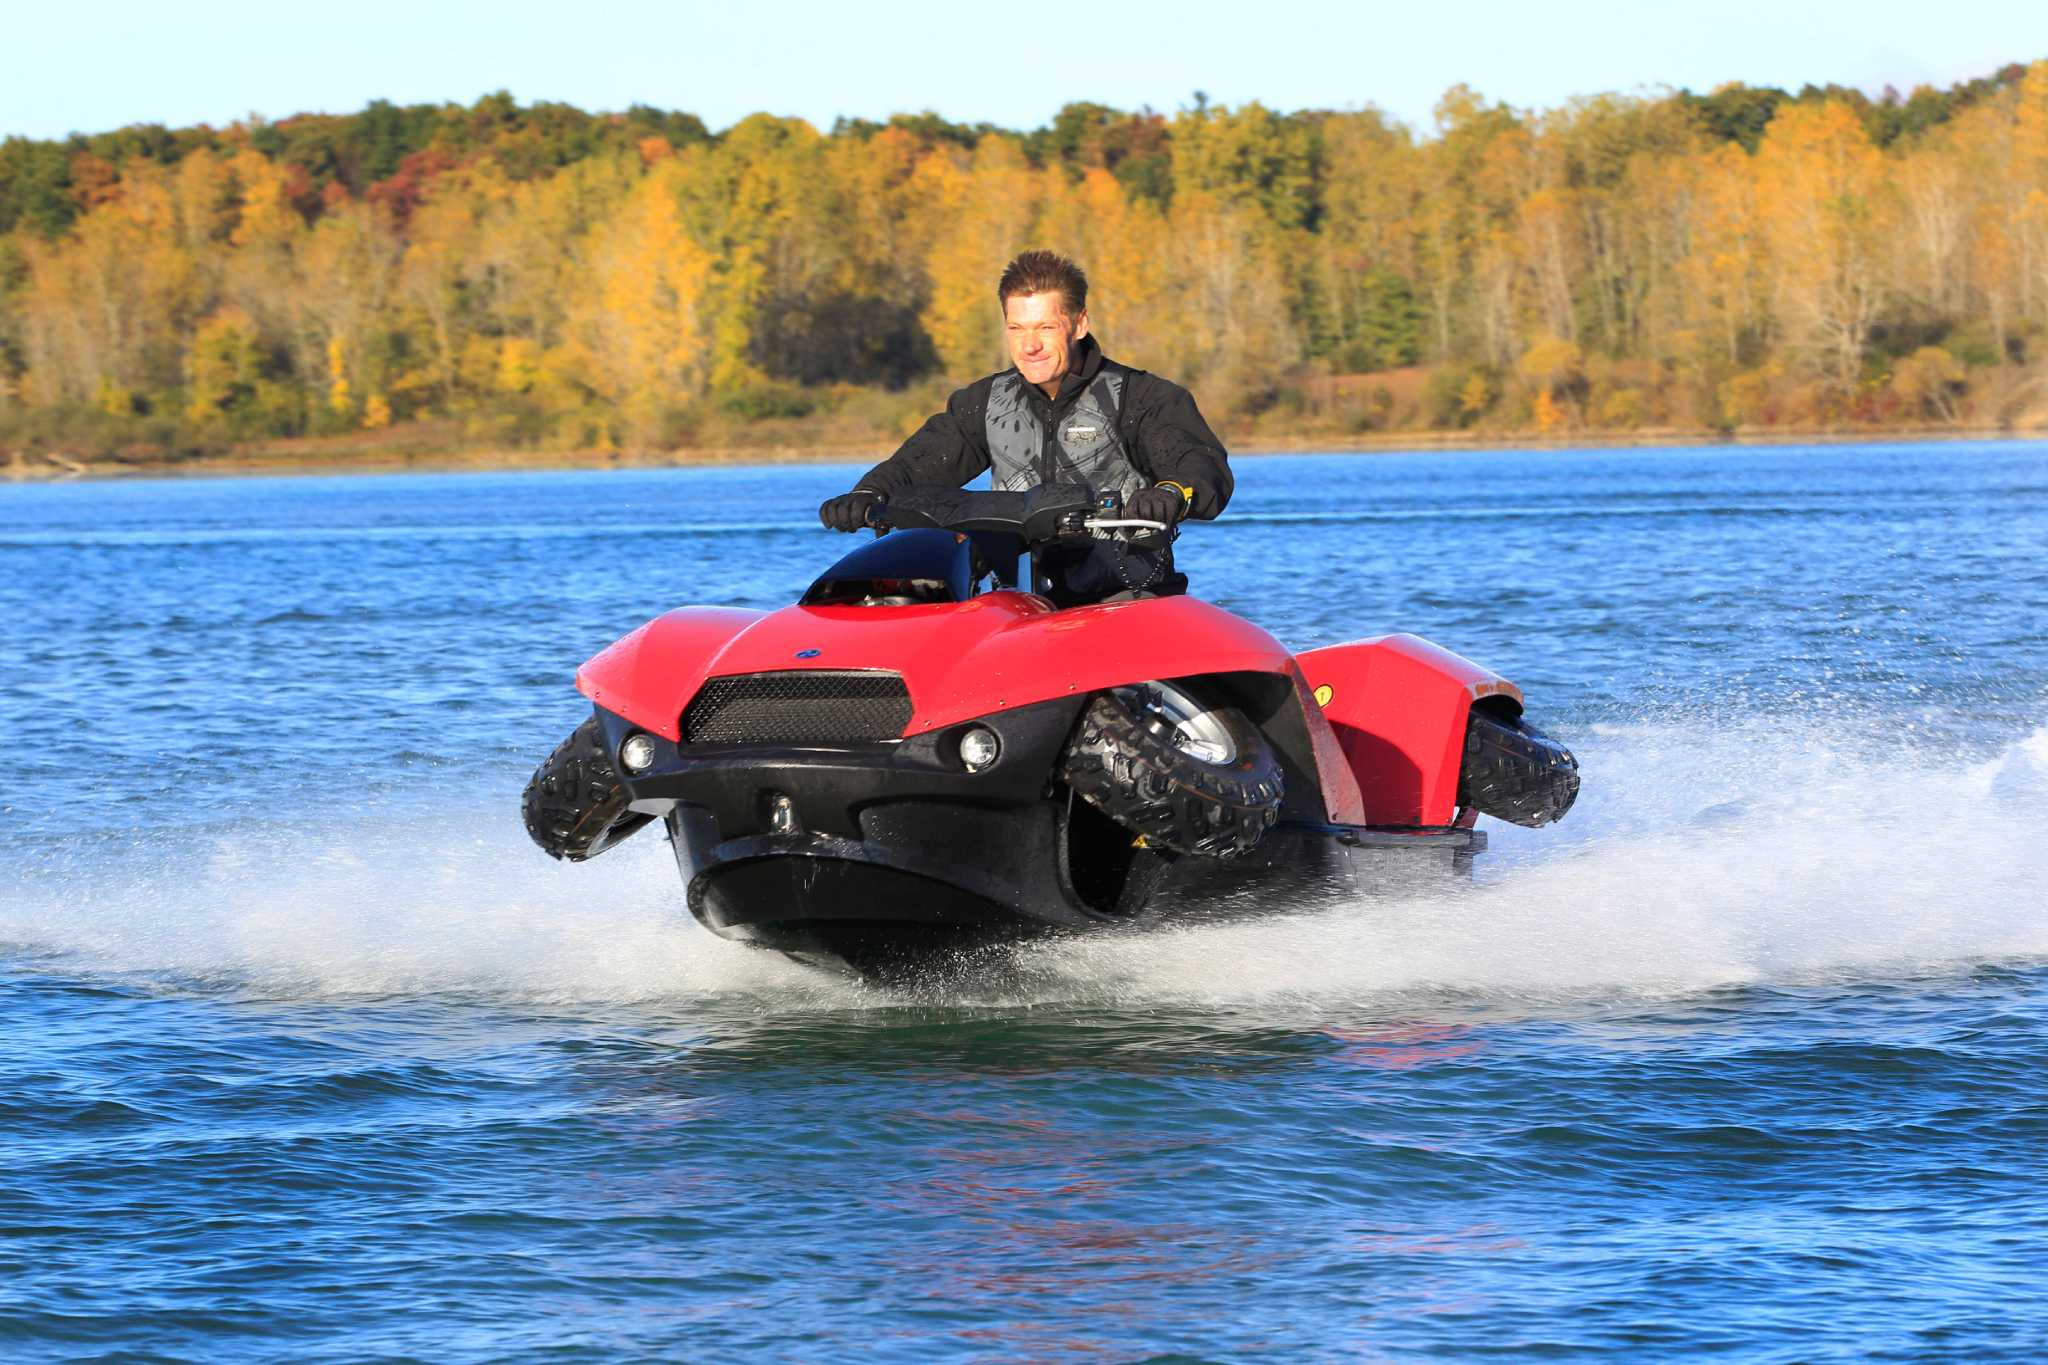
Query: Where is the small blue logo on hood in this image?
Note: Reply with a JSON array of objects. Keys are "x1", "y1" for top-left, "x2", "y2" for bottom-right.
[{"x1": 795, "y1": 649, "x2": 822, "y2": 659}]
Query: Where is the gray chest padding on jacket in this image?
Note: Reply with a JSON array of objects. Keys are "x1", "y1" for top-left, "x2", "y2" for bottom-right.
[{"x1": 985, "y1": 370, "x2": 1149, "y2": 505}]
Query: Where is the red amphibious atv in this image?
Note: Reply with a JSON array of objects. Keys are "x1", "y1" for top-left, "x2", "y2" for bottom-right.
[{"x1": 523, "y1": 487, "x2": 1578, "y2": 975}]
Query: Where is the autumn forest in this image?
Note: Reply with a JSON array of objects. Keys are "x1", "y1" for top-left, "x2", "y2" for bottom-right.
[{"x1": 5, "y1": 63, "x2": 2048, "y2": 466}]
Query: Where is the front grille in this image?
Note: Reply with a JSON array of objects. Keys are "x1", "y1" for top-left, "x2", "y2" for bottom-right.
[{"x1": 683, "y1": 671, "x2": 912, "y2": 745}]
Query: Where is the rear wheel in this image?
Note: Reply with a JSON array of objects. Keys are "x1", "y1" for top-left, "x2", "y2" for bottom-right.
[
  {"x1": 522, "y1": 715, "x2": 653, "y2": 861},
  {"x1": 1059, "y1": 682, "x2": 1284, "y2": 858},
  {"x1": 1457, "y1": 708, "x2": 1580, "y2": 828}
]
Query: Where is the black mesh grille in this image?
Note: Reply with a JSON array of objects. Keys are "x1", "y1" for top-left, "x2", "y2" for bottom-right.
[{"x1": 683, "y1": 671, "x2": 912, "y2": 745}]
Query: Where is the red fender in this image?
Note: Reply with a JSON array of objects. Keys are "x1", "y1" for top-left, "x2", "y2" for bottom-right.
[
  {"x1": 1297, "y1": 635, "x2": 1522, "y2": 826},
  {"x1": 575, "y1": 607, "x2": 765, "y2": 740},
  {"x1": 572, "y1": 592, "x2": 1367, "y2": 823},
  {"x1": 896, "y1": 594, "x2": 1297, "y2": 731},
  {"x1": 583, "y1": 593, "x2": 1302, "y2": 737},
  {"x1": 879, "y1": 593, "x2": 1363, "y2": 825}
]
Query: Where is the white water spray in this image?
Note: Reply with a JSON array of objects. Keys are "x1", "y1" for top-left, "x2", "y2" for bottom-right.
[{"x1": 5, "y1": 721, "x2": 2046, "y2": 1006}]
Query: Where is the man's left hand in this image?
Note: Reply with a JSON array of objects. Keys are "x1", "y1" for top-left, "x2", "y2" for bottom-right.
[{"x1": 1126, "y1": 485, "x2": 1189, "y2": 527}]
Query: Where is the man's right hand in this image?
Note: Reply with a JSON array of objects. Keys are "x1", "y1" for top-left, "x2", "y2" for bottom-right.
[{"x1": 819, "y1": 490, "x2": 881, "y2": 533}]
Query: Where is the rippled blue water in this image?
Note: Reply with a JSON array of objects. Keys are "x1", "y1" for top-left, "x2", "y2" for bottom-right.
[{"x1": 4, "y1": 444, "x2": 2047, "y2": 1361}]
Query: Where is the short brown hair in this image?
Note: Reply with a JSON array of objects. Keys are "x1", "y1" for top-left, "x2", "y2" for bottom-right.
[{"x1": 997, "y1": 250, "x2": 1087, "y2": 315}]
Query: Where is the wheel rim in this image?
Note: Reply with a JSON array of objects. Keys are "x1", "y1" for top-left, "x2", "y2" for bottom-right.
[{"x1": 1115, "y1": 682, "x2": 1237, "y2": 765}]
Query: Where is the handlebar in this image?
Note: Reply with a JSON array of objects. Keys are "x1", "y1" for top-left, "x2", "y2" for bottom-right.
[
  {"x1": 1083, "y1": 518, "x2": 1172, "y2": 533},
  {"x1": 859, "y1": 487, "x2": 1169, "y2": 544},
  {"x1": 864, "y1": 506, "x2": 1167, "y2": 536}
]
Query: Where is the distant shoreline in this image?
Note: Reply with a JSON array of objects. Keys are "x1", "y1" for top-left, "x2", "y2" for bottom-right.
[{"x1": 5, "y1": 424, "x2": 2043, "y2": 484}]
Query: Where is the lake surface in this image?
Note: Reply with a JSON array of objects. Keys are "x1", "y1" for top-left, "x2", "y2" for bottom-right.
[{"x1": 3, "y1": 444, "x2": 2047, "y2": 1360}]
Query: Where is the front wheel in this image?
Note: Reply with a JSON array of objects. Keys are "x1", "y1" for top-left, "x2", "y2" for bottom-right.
[
  {"x1": 1059, "y1": 682, "x2": 1284, "y2": 858},
  {"x1": 1457, "y1": 708, "x2": 1580, "y2": 828},
  {"x1": 522, "y1": 715, "x2": 653, "y2": 861}
]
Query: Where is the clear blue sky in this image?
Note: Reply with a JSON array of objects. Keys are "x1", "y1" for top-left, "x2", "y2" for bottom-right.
[{"x1": 4, "y1": 0, "x2": 2043, "y2": 141}]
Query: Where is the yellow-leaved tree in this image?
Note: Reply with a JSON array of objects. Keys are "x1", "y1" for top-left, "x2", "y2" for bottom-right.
[
  {"x1": 397, "y1": 169, "x2": 493, "y2": 402},
  {"x1": 17, "y1": 184, "x2": 198, "y2": 406},
  {"x1": 920, "y1": 136, "x2": 1039, "y2": 380},
  {"x1": 2010, "y1": 63, "x2": 2048, "y2": 336},
  {"x1": 564, "y1": 159, "x2": 713, "y2": 448},
  {"x1": 184, "y1": 308, "x2": 259, "y2": 422},
  {"x1": 1753, "y1": 101, "x2": 1894, "y2": 384},
  {"x1": 289, "y1": 204, "x2": 398, "y2": 423},
  {"x1": 1162, "y1": 189, "x2": 1299, "y2": 409},
  {"x1": 1679, "y1": 142, "x2": 1765, "y2": 367},
  {"x1": 1071, "y1": 169, "x2": 1171, "y2": 368}
]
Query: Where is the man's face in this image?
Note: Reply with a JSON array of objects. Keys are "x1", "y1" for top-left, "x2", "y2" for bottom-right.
[{"x1": 1003, "y1": 291, "x2": 1089, "y2": 393}]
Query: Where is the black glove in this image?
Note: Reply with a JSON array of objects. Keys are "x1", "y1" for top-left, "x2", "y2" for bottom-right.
[
  {"x1": 819, "y1": 489, "x2": 881, "y2": 533},
  {"x1": 1125, "y1": 484, "x2": 1188, "y2": 528}
]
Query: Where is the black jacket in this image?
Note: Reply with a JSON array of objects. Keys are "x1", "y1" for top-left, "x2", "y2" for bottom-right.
[{"x1": 853, "y1": 336, "x2": 1233, "y2": 518}]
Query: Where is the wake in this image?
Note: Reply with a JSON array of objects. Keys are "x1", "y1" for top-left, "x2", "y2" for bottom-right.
[
  {"x1": 5, "y1": 718, "x2": 2046, "y2": 1007},
  {"x1": 1051, "y1": 719, "x2": 2048, "y2": 1004}
]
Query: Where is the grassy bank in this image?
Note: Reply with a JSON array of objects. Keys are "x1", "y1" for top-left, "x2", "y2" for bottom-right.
[
  {"x1": 8, "y1": 412, "x2": 2044, "y2": 483},
  {"x1": 13, "y1": 345, "x2": 2048, "y2": 483}
]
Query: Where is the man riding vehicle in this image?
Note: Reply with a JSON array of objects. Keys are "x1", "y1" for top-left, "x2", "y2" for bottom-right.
[{"x1": 817, "y1": 250, "x2": 1232, "y2": 603}]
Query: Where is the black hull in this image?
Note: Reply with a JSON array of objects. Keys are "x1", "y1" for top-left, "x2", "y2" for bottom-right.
[
  {"x1": 672, "y1": 801, "x2": 1483, "y2": 977},
  {"x1": 606, "y1": 698, "x2": 1483, "y2": 978}
]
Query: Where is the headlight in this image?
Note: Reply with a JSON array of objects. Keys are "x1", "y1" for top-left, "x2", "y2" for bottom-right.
[
  {"x1": 958, "y1": 726, "x2": 1000, "y2": 772},
  {"x1": 619, "y1": 733, "x2": 657, "y2": 774}
]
